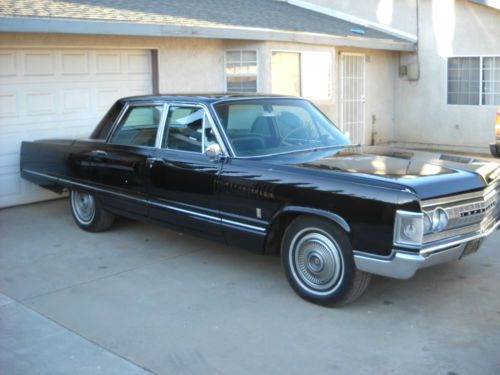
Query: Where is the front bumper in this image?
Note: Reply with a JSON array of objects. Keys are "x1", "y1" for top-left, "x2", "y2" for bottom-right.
[{"x1": 353, "y1": 219, "x2": 499, "y2": 279}]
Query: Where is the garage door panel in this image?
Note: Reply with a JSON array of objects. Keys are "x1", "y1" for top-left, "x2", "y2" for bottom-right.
[
  {"x1": 24, "y1": 51, "x2": 55, "y2": 76},
  {"x1": 0, "y1": 52, "x2": 16, "y2": 76},
  {"x1": 62, "y1": 89, "x2": 91, "y2": 113},
  {"x1": 96, "y1": 88, "x2": 121, "y2": 111},
  {"x1": 96, "y1": 52, "x2": 122, "y2": 75},
  {"x1": 0, "y1": 48, "x2": 152, "y2": 207},
  {"x1": 25, "y1": 91, "x2": 57, "y2": 115},
  {"x1": 126, "y1": 87, "x2": 151, "y2": 97},
  {"x1": 127, "y1": 53, "x2": 151, "y2": 74},
  {"x1": 0, "y1": 92, "x2": 18, "y2": 117},
  {"x1": 61, "y1": 52, "x2": 90, "y2": 75}
]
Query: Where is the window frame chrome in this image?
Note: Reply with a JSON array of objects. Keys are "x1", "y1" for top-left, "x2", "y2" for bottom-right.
[
  {"x1": 105, "y1": 101, "x2": 168, "y2": 148},
  {"x1": 158, "y1": 102, "x2": 229, "y2": 157}
]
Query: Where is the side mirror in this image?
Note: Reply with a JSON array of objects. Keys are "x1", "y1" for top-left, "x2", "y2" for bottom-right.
[{"x1": 205, "y1": 143, "x2": 223, "y2": 161}]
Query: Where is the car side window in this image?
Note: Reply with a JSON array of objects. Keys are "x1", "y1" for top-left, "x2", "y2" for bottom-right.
[
  {"x1": 109, "y1": 105, "x2": 163, "y2": 146},
  {"x1": 163, "y1": 106, "x2": 217, "y2": 152}
]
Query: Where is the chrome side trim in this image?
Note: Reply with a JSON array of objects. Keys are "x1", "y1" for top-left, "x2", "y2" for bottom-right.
[
  {"x1": 22, "y1": 169, "x2": 266, "y2": 233},
  {"x1": 148, "y1": 200, "x2": 266, "y2": 232},
  {"x1": 149, "y1": 200, "x2": 219, "y2": 222},
  {"x1": 22, "y1": 169, "x2": 58, "y2": 181},
  {"x1": 220, "y1": 218, "x2": 266, "y2": 232}
]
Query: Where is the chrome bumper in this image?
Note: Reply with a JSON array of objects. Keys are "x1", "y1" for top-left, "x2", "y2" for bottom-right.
[{"x1": 353, "y1": 219, "x2": 500, "y2": 279}]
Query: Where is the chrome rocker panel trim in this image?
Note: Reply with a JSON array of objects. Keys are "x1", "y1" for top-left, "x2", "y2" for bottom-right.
[
  {"x1": 354, "y1": 218, "x2": 500, "y2": 279},
  {"x1": 22, "y1": 169, "x2": 267, "y2": 234}
]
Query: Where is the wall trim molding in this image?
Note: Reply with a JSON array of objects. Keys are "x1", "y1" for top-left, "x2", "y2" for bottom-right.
[{"x1": 0, "y1": 17, "x2": 416, "y2": 51}]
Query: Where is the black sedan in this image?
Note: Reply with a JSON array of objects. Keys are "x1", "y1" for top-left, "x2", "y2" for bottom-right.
[{"x1": 21, "y1": 94, "x2": 500, "y2": 306}]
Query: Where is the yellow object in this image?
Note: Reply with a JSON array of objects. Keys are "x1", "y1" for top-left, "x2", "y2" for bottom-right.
[{"x1": 496, "y1": 106, "x2": 500, "y2": 138}]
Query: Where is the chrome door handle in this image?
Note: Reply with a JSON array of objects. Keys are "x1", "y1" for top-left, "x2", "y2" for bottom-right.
[
  {"x1": 147, "y1": 157, "x2": 165, "y2": 167},
  {"x1": 148, "y1": 157, "x2": 163, "y2": 163},
  {"x1": 92, "y1": 150, "x2": 108, "y2": 157}
]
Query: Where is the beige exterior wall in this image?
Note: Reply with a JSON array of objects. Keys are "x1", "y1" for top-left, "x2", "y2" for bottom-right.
[
  {"x1": 394, "y1": 0, "x2": 500, "y2": 152},
  {"x1": 329, "y1": 47, "x2": 398, "y2": 145},
  {"x1": 336, "y1": 48, "x2": 398, "y2": 145},
  {"x1": 293, "y1": 0, "x2": 417, "y2": 36},
  {"x1": 265, "y1": 41, "x2": 337, "y2": 120}
]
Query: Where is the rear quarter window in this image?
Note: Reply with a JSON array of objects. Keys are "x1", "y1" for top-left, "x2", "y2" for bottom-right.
[{"x1": 91, "y1": 101, "x2": 124, "y2": 140}]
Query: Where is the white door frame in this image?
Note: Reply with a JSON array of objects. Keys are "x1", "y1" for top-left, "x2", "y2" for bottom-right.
[{"x1": 339, "y1": 52, "x2": 366, "y2": 145}]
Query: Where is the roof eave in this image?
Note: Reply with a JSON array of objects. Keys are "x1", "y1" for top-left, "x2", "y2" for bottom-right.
[{"x1": 0, "y1": 17, "x2": 416, "y2": 52}]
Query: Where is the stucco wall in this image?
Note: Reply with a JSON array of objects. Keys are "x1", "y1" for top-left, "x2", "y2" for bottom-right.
[
  {"x1": 394, "y1": 0, "x2": 500, "y2": 152},
  {"x1": 265, "y1": 41, "x2": 337, "y2": 121},
  {"x1": 336, "y1": 47, "x2": 398, "y2": 145},
  {"x1": 293, "y1": 0, "x2": 417, "y2": 36}
]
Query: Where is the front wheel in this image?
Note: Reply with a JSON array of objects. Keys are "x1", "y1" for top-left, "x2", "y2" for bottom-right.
[
  {"x1": 281, "y1": 216, "x2": 371, "y2": 306},
  {"x1": 69, "y1": 190, "x2": 115, "y2": 232}
]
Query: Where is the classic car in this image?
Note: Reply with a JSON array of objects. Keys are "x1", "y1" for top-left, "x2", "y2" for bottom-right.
[{"x1": 20, "y1": 94, "x2": 500, "y2": 306}]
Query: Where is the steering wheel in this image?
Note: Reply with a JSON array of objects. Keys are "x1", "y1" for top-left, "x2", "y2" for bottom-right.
[{"x1": 279, "y1": 126, "x2": 306, "y2": 146}]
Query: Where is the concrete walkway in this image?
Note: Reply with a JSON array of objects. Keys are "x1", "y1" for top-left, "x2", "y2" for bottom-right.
[{"x1": 1, "y1": 199, "x2": 499, "y2": 375}]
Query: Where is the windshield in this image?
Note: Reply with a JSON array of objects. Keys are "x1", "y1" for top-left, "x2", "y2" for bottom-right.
[{"x1": 213, "y1": 99, "x2": 351, "y2": 157}]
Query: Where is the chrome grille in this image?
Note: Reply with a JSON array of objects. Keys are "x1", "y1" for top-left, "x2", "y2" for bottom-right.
[{"x1": 422, "y1": 182, "x2": 499, "y2": 244}]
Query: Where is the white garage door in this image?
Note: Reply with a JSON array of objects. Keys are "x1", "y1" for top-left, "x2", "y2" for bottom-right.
[{"x1": 0, "y1": 48, "x2": 153, "y2": 208}]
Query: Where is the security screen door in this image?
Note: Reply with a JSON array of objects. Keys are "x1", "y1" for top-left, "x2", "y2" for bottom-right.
[{"x1": 340, "y1": 53, "x2": 366, "y2": 145}]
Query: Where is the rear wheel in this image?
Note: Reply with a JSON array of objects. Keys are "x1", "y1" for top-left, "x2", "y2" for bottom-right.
[
  {"x1": 281, "y1": 216, "x2": 371, "y2": 306},
  {"x1": 70, "y1": 190, "x2": 115, "y2": 232}
]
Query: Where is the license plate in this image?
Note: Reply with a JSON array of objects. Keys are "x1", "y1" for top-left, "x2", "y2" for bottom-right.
[{"x1": 461, "y1": 239, "x2": 481, "y2": 258}]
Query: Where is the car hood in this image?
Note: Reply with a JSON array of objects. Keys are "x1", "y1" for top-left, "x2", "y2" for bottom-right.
[{"x1": 273, "y1": 146, "x2": 500, "y2": 199}]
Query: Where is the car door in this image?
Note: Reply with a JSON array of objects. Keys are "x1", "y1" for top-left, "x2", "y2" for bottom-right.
[
  {"x1": 147, "y1": 104, "x2": 225, "y2": 240},
  {"x1": 91, "y1": 101, "x2": 167, "y2": 218}
]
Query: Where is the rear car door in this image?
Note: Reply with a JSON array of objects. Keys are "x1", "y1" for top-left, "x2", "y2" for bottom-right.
[
  {"x1": 92, "y1": 101, "x2": 167, "y2": 218},
  {"x1": 147, "y1": 104, "x2": 225, "y2": 240}
]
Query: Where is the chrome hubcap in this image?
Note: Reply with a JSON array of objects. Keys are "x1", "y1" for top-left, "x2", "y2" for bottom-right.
[
  {"x1": 71, "y1": 191, "x2": 95, "y2": 224},
  {"x1": 290, "y1": 229, "x2": 344, "y2": 293}
]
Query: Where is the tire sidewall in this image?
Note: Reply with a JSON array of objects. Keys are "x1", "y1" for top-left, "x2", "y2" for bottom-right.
[
  {"x1": 281, "y1": 216, "x2": 357, "y2": 306},
  {"x1": 69, "y1": 190, "x2": 110, "y2": 232}
]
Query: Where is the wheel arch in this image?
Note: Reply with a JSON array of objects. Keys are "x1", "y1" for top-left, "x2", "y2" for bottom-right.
[{"x1": 264, "y1": 206, "x2": 351, "y2": 255}]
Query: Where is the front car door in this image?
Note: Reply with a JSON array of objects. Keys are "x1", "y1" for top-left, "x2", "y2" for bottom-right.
[
  {"x1": 148, "y1": 103, "x2": 226, "y2": 240},
  {"x1": 92, "y1": 101, "x2": 167, "y2": 218}
]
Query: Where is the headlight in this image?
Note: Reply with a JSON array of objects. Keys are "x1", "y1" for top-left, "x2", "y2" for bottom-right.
[
  {"x1": 394, "y1": 210, "x2": 423, "y2": 248},
  {"x1": 431, "y1": 208, "x2": 448, "y2": 232},
  {"x1": 422, "y1": 207, "x2": 449, "y2": 234}
]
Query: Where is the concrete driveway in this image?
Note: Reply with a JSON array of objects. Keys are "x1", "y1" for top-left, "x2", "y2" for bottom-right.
[{"x1": 1, "y1": 199, "x2": 499, "y2": 375}]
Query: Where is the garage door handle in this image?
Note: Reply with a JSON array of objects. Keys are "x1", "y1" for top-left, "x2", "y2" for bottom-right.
[{"x1": 92, "y1": 150, "x2": 108, "y2": 157}]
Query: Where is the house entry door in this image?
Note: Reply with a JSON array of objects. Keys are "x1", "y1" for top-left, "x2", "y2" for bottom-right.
[{"x1": 340, "y1": 53, "x2": 366, "y2": 145}]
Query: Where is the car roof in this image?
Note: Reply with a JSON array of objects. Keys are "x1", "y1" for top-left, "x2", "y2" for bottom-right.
[{"x1": 119, "y1": 93, "x2": 298, "y2": 104}]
